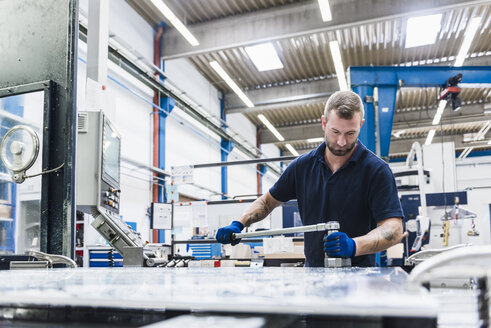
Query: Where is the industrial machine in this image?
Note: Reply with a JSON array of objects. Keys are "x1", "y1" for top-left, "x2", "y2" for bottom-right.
[
  {"x1": 394, "y1": 141, "x2": 487, "y2": 268},
  {"x1": 76, "y1": 111, "x2": 146, "y2": 263}
]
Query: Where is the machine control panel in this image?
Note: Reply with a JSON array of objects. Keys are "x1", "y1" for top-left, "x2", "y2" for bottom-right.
[{"x1": 100, "y1": 180, "x2": 120, "y2": 214}]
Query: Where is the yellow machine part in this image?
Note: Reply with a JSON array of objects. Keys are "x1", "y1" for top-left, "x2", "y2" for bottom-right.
[{"x1": 442, "y1": 220, "x2": 450, "y2": 246}]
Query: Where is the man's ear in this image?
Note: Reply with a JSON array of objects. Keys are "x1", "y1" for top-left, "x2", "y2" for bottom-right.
[
  {"x1": 321, "y1": 115, "x2": 326, "y2": 129},
  {"x1": 360, "y1": 118, "x2": 365, "y2": 128}
]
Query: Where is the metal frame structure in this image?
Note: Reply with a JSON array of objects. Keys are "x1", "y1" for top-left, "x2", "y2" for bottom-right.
[
  {"x1": 349, "y1": 66, "x2": 491, "y2": 158},
  {"x1": 0, "y1": 0, "x2": 78, "y2": 257}
]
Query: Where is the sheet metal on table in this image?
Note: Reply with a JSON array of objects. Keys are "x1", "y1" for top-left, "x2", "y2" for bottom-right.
[{"x1": 0, "y1": 267, "x2": 437, "y2": 318}]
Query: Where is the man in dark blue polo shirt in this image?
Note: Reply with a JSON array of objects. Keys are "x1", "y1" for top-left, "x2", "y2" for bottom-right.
[{"x1": 216, "y1": 91, "x2": 405, "y2": 267}]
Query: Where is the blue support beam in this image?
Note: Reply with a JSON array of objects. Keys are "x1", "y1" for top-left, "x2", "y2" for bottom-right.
[
  {"x1": 259, "y1": 165, "x2": 268, "y2": 194},
  {"x1": 352, "y1": 85, "x2": 375, "y2": 153},
  {"x1": 349, "y1": 66, "x2": 491, "y2": 158},
  {"x1": 220, "y1": 139, "x2": 234, "y2": 199},
  {"x1": 349, "y1": 66, "x2": 491, "y2": 87},
  {"x1": 377, "y1": 86, "x2": 397, "y2": 158},
  {"x1": 279, "y1": 149, "x2": 284, "y2": 173},
  {"x1": 220, "y1": 96, "x2": 234, "y2": 199},
  {"x1": 158, "y1": 96, "x2": 174, "y2": 242},
  {"x1": 156, "y1": 21, "x2": 172, "y2": 243}
]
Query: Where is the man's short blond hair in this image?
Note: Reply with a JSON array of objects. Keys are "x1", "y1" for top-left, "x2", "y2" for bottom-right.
[{"x1": 324, "y1": 91, "x2": 364, "y2": 121}]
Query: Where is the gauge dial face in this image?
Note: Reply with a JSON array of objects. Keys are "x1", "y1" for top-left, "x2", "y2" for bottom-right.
[{"x1": 0, "y1": 125, "x2": 39, "y2": 172}]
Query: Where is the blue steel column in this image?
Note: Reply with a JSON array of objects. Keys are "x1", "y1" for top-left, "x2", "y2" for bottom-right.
[
  {"x1": 279, "y1": 149, "x2": 284, "y2": 172},
  {"x1": 159, "y1": 96, "x2": 175, "y2": 195},
  {"x1": 377, "y1": 86, "x2": 397, "y2": 158},
  {"x1": 156, "y1": 22, "x2": 174, "y2": 243},
  {"x1": 259, "y1": 165, "x2": 268, "y2": 194},
  {"x1": 352, "y1": 85, "x2": 375, "y2": 153},
  {"x1": 220, "y1": 96, "x2": 234, "y2": 199}
]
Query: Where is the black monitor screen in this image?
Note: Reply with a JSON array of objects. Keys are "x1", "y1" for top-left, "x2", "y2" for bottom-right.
[{"x1": 102, "y1": 119, "x2": 120, "y2": 186}]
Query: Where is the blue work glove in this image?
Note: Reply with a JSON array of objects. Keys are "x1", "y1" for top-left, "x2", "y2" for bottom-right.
[
  {"x1": 324, "y1": 232, "x2": 356, "y2": 258},
  {"x1": 216, "y1": 221, "x2": 244, "y2": 246}
]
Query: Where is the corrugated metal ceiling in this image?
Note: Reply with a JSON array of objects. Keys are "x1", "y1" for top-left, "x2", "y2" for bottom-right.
[
  {"x1": 191, "y1": 3, "x2": 491, "y2": 91},
  {"x1": 162, "y1": 0, "x2": 307, "y2": 24},
  {"x1": 126, "y1": 0, "x2": 491, "y2": 157}
]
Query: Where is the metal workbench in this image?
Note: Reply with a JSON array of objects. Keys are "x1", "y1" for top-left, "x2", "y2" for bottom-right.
[{"x1": 0, "y1": 267, "x2": 437, "y2": 327}]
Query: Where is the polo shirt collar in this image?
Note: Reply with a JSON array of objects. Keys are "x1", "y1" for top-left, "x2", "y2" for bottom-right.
[{"x1": 349, "y1": 140, "x2": 365, "y2": 163}]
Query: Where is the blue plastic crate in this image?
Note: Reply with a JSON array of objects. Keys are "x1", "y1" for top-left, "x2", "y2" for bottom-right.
[
  {"x1": 89, "y1": 251, "x2": 111, "y2": 259},
  {"x1": 187, "y1": 243, "x2": 221, "y2": 260},
  {"x1": 89, "y1": 260, "x2": 111, "y2": 267}
]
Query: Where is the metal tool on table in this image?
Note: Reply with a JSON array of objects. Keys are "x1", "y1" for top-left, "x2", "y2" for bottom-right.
[{"x1": 231, "y1": 221, "x2": 351, "y2": 268}]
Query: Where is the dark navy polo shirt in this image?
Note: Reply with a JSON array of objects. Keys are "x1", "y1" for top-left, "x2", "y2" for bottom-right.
[{"x1": 269, "y1": 140, "x2": 404, "y2": 267}]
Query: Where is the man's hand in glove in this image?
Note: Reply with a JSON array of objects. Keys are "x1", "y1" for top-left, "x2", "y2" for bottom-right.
[
  {"x1": 216, "y1": 221, "x2": 244, "y2": 246},
  {"x1": 324, "y1": 232, "x2": 356, "y2": 258}
]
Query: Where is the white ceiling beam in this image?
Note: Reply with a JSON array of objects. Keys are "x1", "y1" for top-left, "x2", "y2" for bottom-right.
[
  {"x1": 161, "y1": 0, "x2": 485, "y2": 60},
  {"x1": 225, "y1": 78, "x2": 338, "y2": 113}
]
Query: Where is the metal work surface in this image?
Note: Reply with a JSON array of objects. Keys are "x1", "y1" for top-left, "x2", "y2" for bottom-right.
[{"x1": 0, "y1": 267, "x2": 436, "y2": 318}]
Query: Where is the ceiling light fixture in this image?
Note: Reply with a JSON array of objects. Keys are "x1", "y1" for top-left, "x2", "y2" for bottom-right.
[
  {"x1": 210, "y1": 61, "x2": 254, "y2": 108},
  {"x1": 425, "y1": 129, "x2": 436, "y2": 145},
  {"x1": 405, "y1": 14, "x2": 442, "y2": 48},
  {"x1": 317, "y1": 0, "x2": 332, "y2": 22},
  {"x1": 329, "y1": 41, "x2": 348, "y2": 91},
  {"x1": 454, "y1": 17, "x2": 482, "y2": 67},
  {"x1": 432, "y1": 100, "x2": 448, "y2": 125},
  {"x1": 258, "y1": 114, "x2": 284, "y2": 141},
  {"x1": 244, "y1": 43, "x2": 284, "y2": 72},
  {"x1": 150, "y1": 0, "x2": 199, "y2": 46},
  {"x1": 285, "y1": 143, "x2": 300, "y2": 156},
  {"x1": 307, "y1": 137, "x2": 324, "y2": 143}
]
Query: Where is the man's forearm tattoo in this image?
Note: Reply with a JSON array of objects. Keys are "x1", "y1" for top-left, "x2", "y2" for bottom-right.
[
  {"x1": 379, "y1": 224, "x2": 397, "y2": 242},
  {"x1": 245, "y1": 200, "x2": 271, "y2": 226}
]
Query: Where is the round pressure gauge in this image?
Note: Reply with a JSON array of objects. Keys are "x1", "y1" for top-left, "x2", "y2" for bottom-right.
[{"x1": 0, "y1": 125, "x2": 40, "y2": 183}]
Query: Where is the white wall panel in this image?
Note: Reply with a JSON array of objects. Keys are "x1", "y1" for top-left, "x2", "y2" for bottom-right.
[
  {"x1": 261, "y1": 143, "x2": 282, "y2": 194},
  {"x1": 79, "y1": 0, "x2": 153, "y2": 64},
  {"x1": 166, "y1": 108, "x2": 222, "y2": 199},
  {"x1": 109, "y1": 0, "x2": 154, "y2": 63},
  {"x1": 456, "y1": 156, "x2": 491, "y2": 190},
  {"x1": 164, "y1": 58, "x2": 221, "y2": 118},
  {"x1": 227, "y1": 112, "x2": 256, "y2": 145}
]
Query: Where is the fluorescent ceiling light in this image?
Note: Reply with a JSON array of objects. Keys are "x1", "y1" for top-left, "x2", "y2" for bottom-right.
[
  {"x1": 317, "y1": 0, "x2": 332, "y2": 22},
  {"x1": 329, "y1": 41, "x2": 348, "y2": 91},
  {"x1": 258, "y1": 114, "x2": 284, "y2": 141},
  {"x1": 405, "y1": 14, "x2": 442, "y2": 48},
  {"x1": 210, "y1": 61, "x2": 254, "y2": 108},
  {"x1": 307, "y1": 137, "x2": 324, "y2": 143},
  {"x1": 150, "y1": 0, "x2": 199, "y2": 46},
  {"x1": 454, "y1": 17, "x2": 482, "y2": 67},
  {"x1": 432, "y1": 100, "x2": 447, "y2": 125},
  {"x1": 285, "y1": 144, "x2": 300, "y2": 156},
  {"x1": 425, "y1": 129, "x2": 436, "y2": 145},
  {"x1": 244, "y1": 43, "x2": 284, "y2": 72}
]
